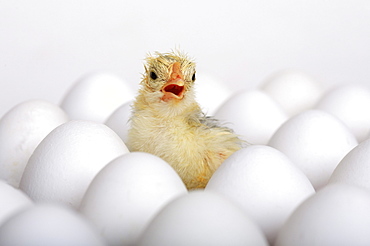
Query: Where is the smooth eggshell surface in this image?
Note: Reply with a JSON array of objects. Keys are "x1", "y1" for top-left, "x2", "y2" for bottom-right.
[
  {"x1": 329, "y1": 138, "x2": 370, "y2": 191},
  {"x1": 0, "y1": 100, "x2": 68, "y2": 187},
  {"x1": 315, "y1": 84, "x2": 370, "y2": 142},
  {"x1": 260, "y1": 69, "x2": 323, "y2": 116},
  {"x1": 0, "y1": 204, "x2": 105, "y2": 246},
  {"x1": 80, "y1": 152, "x2": 187, "y2": 246},
  {"x1": 268, "y1": 109, "x2": 357, "y2": 189},
  {"x1": 138, "y1": 190, "x2": 268, "y2": 246},
  {"x1": 0, "y1": 181, "x2": 33, "y2": 226},
  {"x1": 60, "y1": 72, "x2": 134, "y2": 122},
  {"x1": 205, "y1": 145, "x2": 315, "y2": 244},
  {"x1": 275, "y1": 183, "x2": 370, "y2": 246},
  {"x1": 105, "y1": 101, "x2": 132, "y2": 144},
  {"x1": 19, "y1": 120, "x2": 129, "y2": 208},
  {"x1": 194, "y1": 73, "x2": 232, "y2": 115},
  {"x1": 214, "y1": 90, "x2": 287, "y2": 144}
]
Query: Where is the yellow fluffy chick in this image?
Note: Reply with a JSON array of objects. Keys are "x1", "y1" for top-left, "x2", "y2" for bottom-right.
[{"x1": 127, "y1": 51, "x2": 243, "y2": 189}]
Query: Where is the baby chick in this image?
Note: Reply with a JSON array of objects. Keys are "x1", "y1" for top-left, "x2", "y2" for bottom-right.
[{"x1": 127, "y1": 51, "x2": 243, "y2": 189}]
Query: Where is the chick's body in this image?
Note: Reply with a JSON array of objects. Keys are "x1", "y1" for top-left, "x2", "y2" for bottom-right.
[{"x1": 128, "y1": 51, "x2": 243, "y2": 189}]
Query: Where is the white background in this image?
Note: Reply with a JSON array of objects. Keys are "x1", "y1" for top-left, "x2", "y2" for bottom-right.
[{"x1": 1, "y1": 0, "x2": 369, "y2": 117}]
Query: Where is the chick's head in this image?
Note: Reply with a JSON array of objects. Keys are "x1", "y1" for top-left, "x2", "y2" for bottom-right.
[{"x1": 141, "y1": 51, "x2": 196, "y2": 104}]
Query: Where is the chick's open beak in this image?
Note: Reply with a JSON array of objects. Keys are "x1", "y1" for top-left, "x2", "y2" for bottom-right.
[{"x1": 161, "y1": 62, "x2": 185, "y2": 102}]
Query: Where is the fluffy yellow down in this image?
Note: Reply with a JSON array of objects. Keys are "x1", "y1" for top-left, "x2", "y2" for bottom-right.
[{"x1": 127, "y1": 51, "x2": 243, "y2": 189}]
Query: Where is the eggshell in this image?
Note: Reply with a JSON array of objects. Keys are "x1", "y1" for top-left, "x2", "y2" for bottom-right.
[
  {"x1": 0, "y1": 100, "x2": 68, "y2": 187},
  {"x1": 268, "y1": 109, "x2": 357, "y2": 189},
  {"x1": 194, "y1": 73, "x2": 232, "y2": 115},
  {"x1": 105, "y1": 101, "x2": 132, "y2": 144},
  {"x1": 214, "y1": 90, "x2": 288, "y2": 144},
  {"x1": 260, "y1": 69, "x2": 323, "y2": 116},
  {"x1": 0, "y1": 204, "x2": 105, "y2": 246},
  {"x1": 80, "y1": 152, "x2": 187, "y2": 246},
  {"x1": 19, "y1": 120, "x2": 129, "y2": 208},
  {"x1": 0, "y1": 181, "x2": 33, "y2": 226},
  {"x1": 315, "y1": 84, "x2": 370, "y2": 142},
  {"x1": 275, "y1": 183, "x2": 370, "y2": 246},
  {"x1": 138, "y1": 190, "x2": 268, "y2": 246},
  {"x1": 61, "y1": 72, "x2": 134, "y2": 122},
  {"x1": 205, "y1": 145, "x2": 314, "y2": 244},
  {"x1": 329, "y1": 138, "x2": 370, "y2": 191}
]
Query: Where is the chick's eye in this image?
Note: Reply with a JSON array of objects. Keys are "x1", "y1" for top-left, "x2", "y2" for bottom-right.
[
  {"x1": 192, "y1": 73, "x2": 196, "y2": 82},
  {"x1": 150, "y1": 71, "x2": 158, "y2": 80}
]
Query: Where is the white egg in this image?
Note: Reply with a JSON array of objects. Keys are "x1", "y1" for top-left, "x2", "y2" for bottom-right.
[
  {"x1": 275, "y1": 183, "x2": 370, "y2": 246},
  {"x1": 205, "y1": 145, "x2": 314, "y2": 244},
  {"x1": 315, "y1": 84, "x2": 370, "y2": 142},
  {"x1": 329, "y1": 138, "x2": 370, "y2": 190},
  {"x1": 105, "y1": 101, "x2": 132, "y2": 144},
  {"x1": 260, "y1": 69, "x2": 323, "y2": 116},
  {"x1": 214, "y1": 90, "x2": 288, "y2": 144},
  {"x1": 0, "y1": 100, "x2": 68, "y2": 187},
  {"x1": 194, "y1": 73, "x2": 232, "y2": 115},
  {"x1": 61, "y1": 72, "x2": 134, "y2": 123},
  {"x1": 0, "y1": 181, "x2": 33, "y2": 226},
  {"x1": 0, "y1": 204, "x2": 105, "y2": 246},
  {"x1": 138, "y1": 190, "x2": 268, "y2": 246},
  {"x1": 80, "y1": 152, "x2": 187, "y2": 246},
  {"x1": 19, "y1": 120, "x2": 129, "y2": 208},
  {"x1": 268, "y1": 109, "x2": 357, "y2": 190}
]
